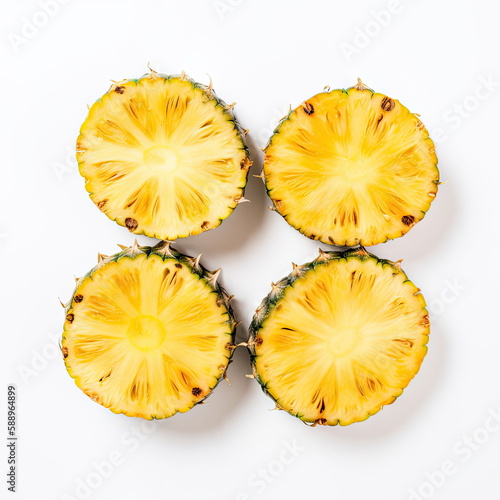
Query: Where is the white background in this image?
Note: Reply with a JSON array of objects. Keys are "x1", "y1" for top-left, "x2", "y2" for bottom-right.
[{"x1": 2, "y1": 1, "x2": 500, "y2": 499}]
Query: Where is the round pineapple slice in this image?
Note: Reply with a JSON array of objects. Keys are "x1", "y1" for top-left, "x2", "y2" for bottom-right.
[
  {"x1": 62, "y1": 241, "x2": 236, "y2": 419},
  {"x1": 263, "y1": 80, "x2": 439, "y2": 246},
  {"x1": 77, "y1": 71, "x2": 251, "y2": 240},
  {"x1": 248, "y1": 247, "x2": 430, "y2": 426}
]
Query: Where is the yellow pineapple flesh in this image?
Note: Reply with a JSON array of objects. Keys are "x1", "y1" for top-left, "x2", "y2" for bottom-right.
[
  {"x1": 248, "y1": 248, "x2": 430, "y2": 426},
  {"x1": 263, "y1": 81, "x2": 439, "y2": 246},
  {"x1": 62, "y1": 242, "x2": 235, "y2": 419},
  {"x1": 77, "y1": 72, "x2": 251, "y2": 240}
]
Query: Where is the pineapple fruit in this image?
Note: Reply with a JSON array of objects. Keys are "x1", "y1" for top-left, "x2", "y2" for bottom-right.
[
  {"x1": 262, "y1": 79, "x2": 439, "y2": 246},
  {"x1": 77, "y1": 70, "x2": 251, "y2": 240},
  {"x1": 62, "y1": 241, "x2": 236, "y2": 419},
  {"x1": 248, "y1": 247, "x2": 430, "y2": 426}
]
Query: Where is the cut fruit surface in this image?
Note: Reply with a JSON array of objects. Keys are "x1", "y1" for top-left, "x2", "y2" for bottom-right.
[
  {"x1": 62, "y1": 241, "x2": 236, "y2": 419},
  {"x1": 77, "y1": 72, "x2": 251, "y2": 240},
  {"x1": 263, "y1": 81, "x2": 439, "y2": 246},
  {"x1": 248, "y1": 248, "x2": 430, "y2": 426}
]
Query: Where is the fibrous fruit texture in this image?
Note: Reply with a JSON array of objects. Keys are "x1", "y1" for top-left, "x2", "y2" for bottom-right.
[
  {"x1": 263, "y1": 80, "x2": 439, "y2": 246},
  {"x1": 77, "y1": 71, "x2": 251, "y2": 240},
  {"x1": 62, "y1": 241, "x2": 236, "y2": 419},
  {"x1": 248, "y1": 247, "x2": 430, "y2": 426}
]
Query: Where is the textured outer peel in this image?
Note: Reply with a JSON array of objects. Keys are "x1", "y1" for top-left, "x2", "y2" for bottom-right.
[
  {"x1": 77, "y1": 72, "x2": 251, "y2": 240},
  {"x1": 263, "y1": 84, "x2": 439, "y2": 246},
  {"x1": 248, "y1": 247, "x2": 430, "y2": 426},
  {"x1": 61, "y1": 241, "x2": 237, "y2": 419}
]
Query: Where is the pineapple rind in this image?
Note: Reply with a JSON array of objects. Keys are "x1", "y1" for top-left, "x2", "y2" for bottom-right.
[{"x1": 248, "y1": 247, "x2": 430, "y2": 426}]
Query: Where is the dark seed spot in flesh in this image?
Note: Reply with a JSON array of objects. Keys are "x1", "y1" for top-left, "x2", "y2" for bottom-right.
[
  {"x1": 319, "y1": 398, "x2": 326, "y2": 413},
  {"x1": 421, "y1": 315, "x2": 430, "y2": 327},
  {"x1": 316, "y1": 418, "x2": 327, "y2": 425},
  {"x1": 192, "y1": 387, "x2": 202, "y2": 397},
  {"x1": 97, "y1": 200, "x2": 107, "y2": 210},
  {"x1": 99, "y1": 371, "x2": 111, "y2": 382},
  {"x1": 175, "y1": 263, "x2": 182, "y2": 269},
  {"x1": 402, "y1": 215, "x2": 415, "y2": 226},
  {"x1": 66, "y1": 313, "x2": 74, "y2": 323},
  {"x1": 115, "y1": 86, "x2": 125, "y2": 94},
  {"x1": 303, "y1": 102, "x2": 314, "y2": 115},
  {"x1": 125, "y1": 218, "x2": 138, "y2": 231},
  {"x1": 395, "y1": 338, "x2": 414, "y2": 348},
  {"x1": 310, "y1": 234, "x2": 317, "y2": 240},
  {"x1": 381, "y1": 97, "x2": 395, "y2": 111},
  {"x1": 74, "y1": 295, "x2": 83, "y2": 303},
  {"x1": 201, "y1": 221, "x2": 210, "y2": 230},
  {"x1": 62, "y1": 347, "x2": 68, "y2": 358},
  {"x1": 254, "y1": 337, "x2": 263, "y2": 346}
]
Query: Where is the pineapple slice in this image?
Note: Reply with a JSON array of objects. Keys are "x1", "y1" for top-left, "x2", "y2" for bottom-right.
[
  {"x1": 62, "y1": 241, "x2": 236, "y2": 419},
  {"x1": 263, "y1": 80, "x2": 439, "y2": 246},
  {"x1": 77, "y1": 71, "x2": 251, "y2": 240},
  {"x1": 248, "y1": 247, "x2": 430, "y2": 426}
]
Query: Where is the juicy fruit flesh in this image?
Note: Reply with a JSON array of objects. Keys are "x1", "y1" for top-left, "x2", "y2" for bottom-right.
[
  {"x1": 77, "y1": 75, "x2": 249, "y2": 240},
  {"x1": 252, "y1": 254, "x2": 429, "y2": 426},
  {"x1": 264, "y1": 88, "x2": 439, "y2": 246},
  {"x1": 62, "y1": 253, "x2": 232, "y2": 419}
]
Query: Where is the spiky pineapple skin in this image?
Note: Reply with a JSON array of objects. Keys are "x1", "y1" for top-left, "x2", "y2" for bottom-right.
[
  {"x1": 76, "y1": 71, "x2": 252, "y2": 240},
  {"x1": 61, "y1": 240, "x2": 237, "y2": 417},
  {"x1": 247, "y1": 247, "x2": 429, "y2": 426}
]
